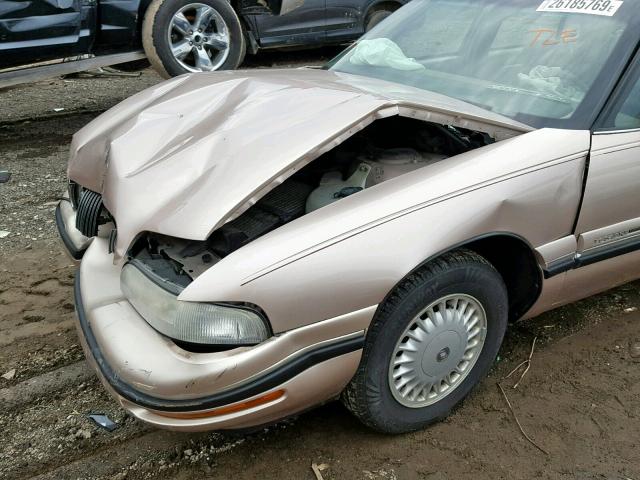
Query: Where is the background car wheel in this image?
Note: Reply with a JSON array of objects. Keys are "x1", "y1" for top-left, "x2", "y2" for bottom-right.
[
  {"x1": 342, "y1": 249, "x2": 508, "y2": 433},
  {"x1": 142, "y1": 0, "x2": 246, "y2": 78},
  {"x1": 364, "y1": 8, "x2": 394, "y2": 32}
]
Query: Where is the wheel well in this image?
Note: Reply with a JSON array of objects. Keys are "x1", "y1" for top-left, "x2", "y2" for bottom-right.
[
  {"x1": 463, "y1": 235, "x2": 543, "y2": 322},
  {"x1": 383, "y1": 234, "x2": 543, "y2": 325},
  {"x1": 138, "y1": 0, "x2": 154, "y2": 24},
  {"x1": 367, "y1": 0, "x2": 402, "y2": 16}
]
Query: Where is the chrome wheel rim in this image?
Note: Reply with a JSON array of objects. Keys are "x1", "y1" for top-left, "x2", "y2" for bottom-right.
[
  {"x1": 388, "y1": 294, "x2": 488, "y2": 408},
  {"x1": 168, "y1": 3, "x2": 230, "y2": 72}
]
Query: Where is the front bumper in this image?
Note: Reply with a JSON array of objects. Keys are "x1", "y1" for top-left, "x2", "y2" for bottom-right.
[
  {"x1": 55, "y1": 198, "x2": 91, "y2": 260},
  {"x1": 74, "y1": 237, "x2": 373, "y2": 430}
]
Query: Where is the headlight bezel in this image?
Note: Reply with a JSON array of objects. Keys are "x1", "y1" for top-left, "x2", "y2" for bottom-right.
[{"x1": 120, "y1": 262, "x2": 272, "y2": 347}]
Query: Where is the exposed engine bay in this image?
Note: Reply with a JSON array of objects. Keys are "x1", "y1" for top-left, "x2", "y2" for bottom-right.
[{"x1": 128, "y1": 116, "x2": 494, "y2": 286}]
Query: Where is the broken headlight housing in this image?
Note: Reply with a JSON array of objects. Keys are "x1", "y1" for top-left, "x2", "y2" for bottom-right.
[
  {"x1": 68, "y1": 180, "x2": 82, "y2": 209},
  {"x1": 120, "y1": 264, "x2": 270, "y2": 346}
]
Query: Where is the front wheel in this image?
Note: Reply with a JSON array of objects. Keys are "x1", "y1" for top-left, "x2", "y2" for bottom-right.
[
  {"x1": 342, "y1": 249, "x2": 508, "y2": 433},
  {"x1": 142, "y1": 0, "x2": 246, "y2": 78}
]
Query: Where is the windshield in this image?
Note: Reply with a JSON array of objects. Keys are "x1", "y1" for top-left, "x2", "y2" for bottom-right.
[{"x1": 328, "y1": 0, "x2": 640, "y2": 129}]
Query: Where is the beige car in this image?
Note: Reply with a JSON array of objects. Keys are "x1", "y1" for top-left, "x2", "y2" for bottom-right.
[{"x1": 56, "y1": 0, "x2": 640, "y2": 433}]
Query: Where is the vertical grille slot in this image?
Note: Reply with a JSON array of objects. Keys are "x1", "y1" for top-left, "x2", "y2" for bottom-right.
[{"x1": 75, "y1": 189, "x2": 103, "y2": 237}]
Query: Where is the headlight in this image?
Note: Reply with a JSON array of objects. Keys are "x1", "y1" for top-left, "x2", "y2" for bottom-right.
[{"x1": 120, "y1": 264, "x2": 270, "y2": 345}]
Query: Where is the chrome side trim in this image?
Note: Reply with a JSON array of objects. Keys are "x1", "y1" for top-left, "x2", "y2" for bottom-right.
[{"x1": 544, "y1": 235, "x2": 640, "y2": 277}]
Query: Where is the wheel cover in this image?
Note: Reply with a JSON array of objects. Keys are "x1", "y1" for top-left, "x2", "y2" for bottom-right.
[
  {"x1": 168, "y1": 3, "x2": 231, "y2": 72},
  {"x1": 388, "y1": 294, "x2": 488, "y2": 408}
]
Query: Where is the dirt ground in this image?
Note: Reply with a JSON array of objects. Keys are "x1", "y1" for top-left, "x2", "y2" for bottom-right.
[{"x1": 1, "y1": 51, "x2": 640, "y2": 480}]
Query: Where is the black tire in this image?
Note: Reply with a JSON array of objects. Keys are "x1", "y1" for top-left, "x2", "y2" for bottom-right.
[
  {"x1": 342, "y1": 249, "x2": 508, "y2": 434},
  {"x1": 142, "y1": 0, "x2": 246, "y2": 78},
  {"x1": 110, "y1": 59, "x2": 151, "y2": 72},
  {"x1": 365, "y1": 8, "x2": 393, "y2": 32}
]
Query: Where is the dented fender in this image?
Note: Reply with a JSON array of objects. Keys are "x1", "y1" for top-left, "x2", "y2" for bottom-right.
[{"x1": 179, "y1": 128, "x2": 590, "y2": 332}]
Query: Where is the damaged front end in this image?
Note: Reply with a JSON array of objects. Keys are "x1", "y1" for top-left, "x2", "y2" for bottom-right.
[
  {"x1": 64, "y1": 69, "x2": 528, "y2": 262},
  {"x1": 59, "y1": 69, "x2": 528, "y2": 345},
  {"x1": 120, "y1": 262, "x2": 270, "y2": 347},
  {"x1": 123, "y1": 113, "x2": 497, "y2": 289},
  {"x1": 56, "y1": 68, "x2": 535, "y2": 429}
]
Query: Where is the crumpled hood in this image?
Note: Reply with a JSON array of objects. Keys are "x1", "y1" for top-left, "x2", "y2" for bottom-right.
[{"x1": 68, "y1": 68, "x2": 530, "y2": 259}]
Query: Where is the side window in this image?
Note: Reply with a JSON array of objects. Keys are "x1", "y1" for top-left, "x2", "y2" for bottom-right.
[{"x1": 601, "y1": 69, "x2": 640, "y2": 130}]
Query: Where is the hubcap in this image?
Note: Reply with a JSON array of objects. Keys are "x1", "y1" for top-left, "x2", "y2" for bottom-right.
[
  {"x1": 388, "y1": 294, "x2": 487, "y2": 408},
  {"x1": 168, "y1": 3, "x2": 230, "y2": 72}
]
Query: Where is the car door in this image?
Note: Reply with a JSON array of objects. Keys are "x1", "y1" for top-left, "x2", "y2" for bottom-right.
[
  {"x1": 323, "y1": 0, "x2": 368, "y2": 42},
  {"x1": 252, "y1": 0, "x2": 326, "y2": 47},
  {"x1": 566, "y1": 56, "x2": 640, "y2": 299},
  {"x1": 0, "y1": 0, "x2": 84, "y2": 69}
]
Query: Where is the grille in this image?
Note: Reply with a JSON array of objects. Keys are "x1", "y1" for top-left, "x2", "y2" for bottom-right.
[{"x1": 75, "y1": 189, "x2": 103, "y2": 237}]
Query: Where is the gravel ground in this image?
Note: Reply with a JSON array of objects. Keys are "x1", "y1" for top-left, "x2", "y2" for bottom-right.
[{"x1": 1, "y1": 50, "x2": 640, "y2": 480}]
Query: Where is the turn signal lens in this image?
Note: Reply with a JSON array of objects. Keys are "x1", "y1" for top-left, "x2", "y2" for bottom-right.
[{"x1": 154, "y1": 390, "x2": 286, "y2": 419}]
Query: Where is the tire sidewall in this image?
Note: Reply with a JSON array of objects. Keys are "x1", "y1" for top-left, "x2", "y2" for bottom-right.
[
  {"x1": 364, "y1": 263, "x2": 508, "y2": 433},
  {"x1": 143, "y1": 0, "x2": 245, "y2": 77},
  {"x1": 365, "y1": 9, "x2": 392, "y2": 31}
]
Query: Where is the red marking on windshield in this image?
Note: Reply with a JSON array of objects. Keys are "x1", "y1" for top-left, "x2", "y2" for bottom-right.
[{"x1": 529, "y1": 28, "x2": 579, "y2": 46}]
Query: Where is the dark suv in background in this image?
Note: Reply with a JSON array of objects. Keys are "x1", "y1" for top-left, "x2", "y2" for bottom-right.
[{"x1": 0, "y1": 0, "x2": 406, "y2": 77}]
